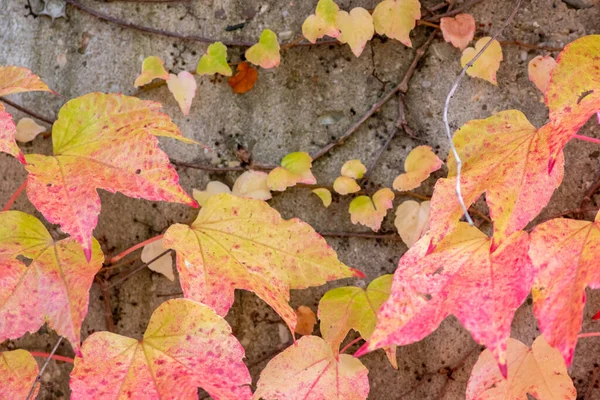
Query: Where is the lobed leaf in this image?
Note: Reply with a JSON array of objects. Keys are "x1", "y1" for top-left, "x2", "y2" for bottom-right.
[
  {"x1": 163, "y1": 193, "x2": 362, "y2": 333},
  {"x1": 461, "y1": 37, "x2": 503, "y2": 85},
  {"x1": 302, "y1": 0, "x2": 341, "y2": 43},
  {"x1": 349, "y1": 188, "x2": 394, "y2": 231},
  {"x1": 372, "y1": 0, "x2": 421, "y2": 48},
  {"x1": 134, "y1": 56, "x2": 169, "y2": 87},
  {"x1": 466, "y1": 336, "x2": 575, "y2": 400},
  {"x1": 440, "y1": 13, "x2": 476, "y2": 51},
  {"x1": 357, "y1": 224, "x2": 532, "y2": 375},
  {"x1": 254, "y1": 335, "x2": 369, "y2": 400},
  {"x1": 70, "y1": 299, "x2": 253, "y2": 399},
  {"x1": 336, "y1": 8, "x2": 374, "y2": 57},
  {"x1": 267, "y1": 152, "x2": 316, "y2": 191},
  {"x1": 0, "y1": 211, "x2": 103, "y2": 351},
  {"x1": 246, "y1": 29, "x2": 281, "y2": 69},
  {"x1": 392, "y1": 145, "x2": 442, "y2": 191},
  {"x1": 197, "y1": 42, "x2": 232, "y2": 76},
  {"x1": 0, "y1": 350, "x2": 39, "y2": 399},
  {"x1": 24, "y1": 93, "x2": 197, "y2": 259}
]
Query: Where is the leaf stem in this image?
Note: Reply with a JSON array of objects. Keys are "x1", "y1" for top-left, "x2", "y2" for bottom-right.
[
  {"x1": 340, "y1": 337, "x2": 363, "y2": 355},
  {"x1": 573, "y1": 134, "x2": 600, "y2": 145},
  {"x1": 578, "y1": 332, "x2": 600, "y2": 339},
  {"x1": 107, "y1": 249, "x2": 173, "y2": 288},
  {"x1": 109, "y1": 234, "x2": 164, "y2": 264},
  {"x1": 30, "y1": 352, "x2": 74, "y2": 364},
  {"x1": 26, "y1": 337, "x2": 63, "y2": 400},
  {"x1": 3, "y1": 180, "x2": 27, "y2": 211}
]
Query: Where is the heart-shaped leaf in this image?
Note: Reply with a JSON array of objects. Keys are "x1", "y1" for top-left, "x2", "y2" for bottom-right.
[
  {"x1": 246, "y1": 29, "x2": 281, "y2": 69},
  {"x1": 197, "y1": 42, "x2": 232, "y2": 76}
]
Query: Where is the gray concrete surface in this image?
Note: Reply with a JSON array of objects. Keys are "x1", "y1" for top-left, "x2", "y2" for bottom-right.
[{"x1": 1, "y1": 0, "x2": 600, "y2": 398}]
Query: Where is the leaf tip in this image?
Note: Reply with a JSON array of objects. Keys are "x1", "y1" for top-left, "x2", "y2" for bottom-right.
[
  {"x1": 351, "y1": 268, "x2": 366, "y2": 279},
  {"x1": 353, "y1": 342, "x2": 370, "y2": 358}
]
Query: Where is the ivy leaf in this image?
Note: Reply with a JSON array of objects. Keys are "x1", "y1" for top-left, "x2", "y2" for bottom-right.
[
  {"x1": 141, "y1": 238, "x2": 175, "y2": 281},
  {"x1": 392, "y1": 145, "x2": 442, "y2": 191},
  {"x1": 428, "y1": 110, "x2": 564, "y2": 246},
  {"x1": 166, "y1": 71, "x2": 197, "y2": 115},
  {"x1": 461, "y1": 37, "x2": 503, "y2": 85},
  {"x1": 134, "y1": 56, "x2": 169, "y2": 87},
  {"x1": 163, "y1": 193, "x2": 363, "y2": 333},
  {"x1": 231, "y1": 170, "x2": 272, "y2": 201},
  {"x1": 0, "y1": 66, "x2": 51, "y2": 163},
  {"x1": 302, "y1": 0, "x2": 340, "y2": 43},
  {"x1": 254, "y1": 335, "x2": 370, "y2": 400},
  {"x1": 246, "y1": 29, "x2": 281, "y2": 69},
  {"x1": 196, "y1": 42, "x2": 232, "y2": 76},
  {"x1": 228, "y1": 62, "x2": 259, "y2": 94},
  {"x1": 336, "y1": 8, "x2": 374, "y2": 57},
  {"x1": 334, "y1": 176, "x2": 361, "y2": 195},
  {"x1": 0, "y1": 350, "x2": 39, "y2": 399},
  {"x1": 349, "y1": 188, "x2": 394, "y2": 231},
  {"x1": 312, "y1": 188, "x2": 332, "y2": 207},
  {"x1": 372, "y1": 0, "x2": 421, "y2": 48},
  {"x1": 267, "y1": 152, "x2": 316, "y2": 191},
  {"x1": 0, "y1": 211, "x2": 103, "y2": 351},
  {"x1": 319, "y1": 274, "x2": 398, "y2": 368},
  {"x1": 528, "y1": 213, "x2": 600, "y2": 365},
  {"x1": 193, "y1": 181, "x2": 231, "y2": 207},
  {"x1": 545, "y1": 35, "x2": 600, "y2": 160},
  {"x1": 15, "y1": 117, "x2": 45, "y2": 143},
  {"x1": 466, "y1": 336, "x2": 576, "y2": 400},
  {"x1": 24, "y1": 93, "x2": 197, "y2": 260},
  {"x1": 341, "y1": 159, "x2": 366, "y2": 179},
  {"x1": 356, "y1": 223, "x2": 532, "y2": 376},
  {"x1": 528, "y1": 55, "x2": 556, "y2": 94},
  {"x1": 394, "y1": 200, "x2": 430, "y2": 248},
  {"x1": 440, "y1": 14, "x2": 476, "y2": 51},
  {"x1": 70, "y1": 298, "x2": 253, "y2": 399}
]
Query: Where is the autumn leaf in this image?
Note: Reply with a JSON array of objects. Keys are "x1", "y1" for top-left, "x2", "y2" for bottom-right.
[
  {"x1": 336, "y1": 8, "x2": 374, "y2": 57},
  {"x1": 231, "y1": 170, "x2": 272, "y2": 201},
  {"x1": 166, "y1": 71, "x2": 197, "y2": 116},
  {"x1": 319, "y1": 274, "x2": 398, "y2": 368},
  {"x1": 528, "y1": 212, "x2": 600, "y2": 365},
  {"x1": 461, "y1": 37, "x2": 503, "y2": 85},
  {"x1": 228, "y1": 62, "x2": 258, "y2": 94},
  {"x1": 466, "y1": 336, "x2": 576, "y2": 400},
  {"x1": 440, "y1": 14, "x2": 476, "y2": 51},
  {"x1": 246, "y1": 29, "x2": 281, "y2": 69},
  {"x1": 528, "y1": 55, "x2": 556, "y2": 94},
  {"x1": 349, "y1": 188, "x2": 394, "y2": 231},
  {"x1": 341, "y1": 159, "x2": 366, "y2": 179},
  {"x1": 428, "y1": 110, "x2": 564, "y2": 246},
  {"x1": 197, "y1": 42, "x2": 232, "y2": 76},
  {"x1": 0, "y1": 211, "x2": 103, "y2": 351},
  {"x1": 163, "y1": 193, "x2": 362, "y2": 333},
  {"x1": 302, "y1": 0, "x2": 340, "y2": 43},
  {"x1": 267, "y1": 152, "x2": 316, "y2": 191},
  {"x1": 134, "y1": 56, "x2": 169, "y2": 87},
  {"x1": 254, "y1": 335, "x2": 369, "y2": 400},
  {"x1": 15, "y1": 117, "x2": 45, "y2": 143},
  {"x1": 0, "y1": 66, "x2": 51, "y2": 163},
  {"x1": 193, "y1": 181, "x2": 231, "y2": 206},
  {"x1": 0, "y1": 350, "x2": 39, "y2": 399},
  {"x1": 295, "y1": 305, "x2": 317, "y2": 336},
  {"x1": 545, "y1": 35, "x2": 600, "y2": 160},
  {"x1": 392, "y1": 145, "x2": 442, "y2": 191},
  {"x1": 24, "y1": 93, "x2": 197, "y2": 260},
  {"x1": 356, "y1": 224, "x2": 532, "y2": 375},
  {"x1": 372, "y1": 0, "x2": 421, "y2": 48},
  {"x1": 70, "y1": 298, "x2": 253, "y2": 399},
  {"x1": 312, "y1": 188, "x2": 332, "y2": 207},
  {"x1": 394, "y1": 200, "x2": 430, "y2": 248},
  {"x1": 141, "y1": 238, "x2": 175, "y2": 281},
  {"x1": 334, "y1": 176, "x2": 361, "y2": 195}
]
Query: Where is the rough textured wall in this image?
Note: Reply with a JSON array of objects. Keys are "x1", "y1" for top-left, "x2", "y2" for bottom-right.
[{"x1": 1, "y1": 0, "x2": 600, "y2": 398}]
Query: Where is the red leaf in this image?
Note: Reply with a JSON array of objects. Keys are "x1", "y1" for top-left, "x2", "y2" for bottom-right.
[{"x1": 228, "y1": 62, "x2": 258, "y2": 94}]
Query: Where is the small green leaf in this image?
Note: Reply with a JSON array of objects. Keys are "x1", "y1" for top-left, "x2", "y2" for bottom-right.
[{"x1": 196, "y1": 42, "x2": 232, "y2": 76}]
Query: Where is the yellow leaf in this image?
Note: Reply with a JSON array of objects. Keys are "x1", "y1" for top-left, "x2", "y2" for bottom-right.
[
  {"x1": 163, "y1": 194, "x2": 362, "y2": 332},
  {"x1": 528, "y1": 55, "x2": 556, "y2": 94},
  {"x1": 440, "y1": 13, "x2": 476, "y2": 50},
  {"x1": 232, "y1": 170, "x2": 272, "y2": 201},
  {"x1": 336, "y1": 8, "x2": 374, "y2": 57},
  {"x1": 312, "y1": 188, "x2": 332, "y2": 207},
  {"x1": 166, "y1": 71, "x2": 197, "y2": 115},
  {"x1": 134, "y1": 56, "x2": 169, "y2": 87},
  {"x1": 333, "y1": 176, "x2": 361, "y2": 195},
  {"x1": 341, "y1": 159, "x2": 366, "y2": 179},
  {"x1": 15, "y1": 118, "x2": 45, "y2": 143},
  {"x1": 302, "y1": 0, "x2": 340, "y2": 43},
  {"x1": 246, "y1": 29, "x2": 281, "y2": 69},
  {"x1": 373, "y1": 0, "x2": 421, "y2": 47},
  {"x1": 393, "y1": 145, "x2": 442, "y2": 191},
  {"x1": 193, "y1": 181, "x2": 231, "y2": 207},
  {"x1": 267, "y1": 152, "x2": 316, "y2": 191},
  {"x1": 394, "y1": 200, "x2": 430, "y2": 247},
  {"x1": 295, "y1": 305, "x2": 317, "y2": 336},
  {"x1": 141, "y1": 238, "x2": 174, "y2": 281},
  {"x1": 461, "y1": 37, "x2": 503, "y2": 85},
  {"x1": 349, "y1": 188, "x2": 394, "y2": 231},
  {"x1": 0, "y1": 350, "x2": 40, "y2": 399}
]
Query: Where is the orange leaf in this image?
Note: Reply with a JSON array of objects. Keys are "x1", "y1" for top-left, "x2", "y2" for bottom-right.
[
  {"x1": 528, "y1": 212, "x2": 600, "y2": 365},
  {"x1": 0, "y1": 211, "x2": 103, "y2": 351},
  {"x1": 428, "y1": 110, "x2": 564, "y2": 246},
  {"x1": 228, "y1": 62, "x2": 258, "y2": 94},
  {"x1": 0, "y1": 350, "x2": 39, "y2": 399},
  {"x1": 295, "y1": 305, "x2": 317, "y2": 336},
  {"x1": 357, "y1": 224, "x2": 532, "y2": 375},
  {"x1": 440, "y1": 14, "x2": 476, "y2": 51},
  {"x1": 466, "y1": 336, "x2": 576, "y2": 400},
  {"x1": 255, "y1": 336, "x2": 369, "y2": 400},
  {"x1": 70, "y1": 299, "x2": 253, "y2": 399},
  {"x1": 24, "y1": 93, "x2": 197, "y2": 259}
]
